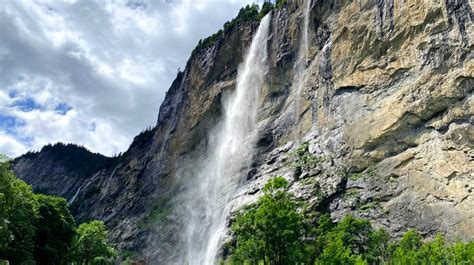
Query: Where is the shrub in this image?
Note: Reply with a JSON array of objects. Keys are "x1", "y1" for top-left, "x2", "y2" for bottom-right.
[
  {"x1": 225, "y1": 177, "x2": 473, "y2": 264},
  {"x1": 0, "y1": 158, "x2": 117, "y2": 265},
  {"x1": 229, "y1": 177, "x2": 305, "y2": 264},
  {"x1": 72, "y1": 220, "x2": 117, "y2": 265}
]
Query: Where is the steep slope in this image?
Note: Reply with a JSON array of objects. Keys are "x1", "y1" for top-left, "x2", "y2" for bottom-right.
[
  {"x1": 13, "y1": 0, "x2": 473, "y2": 263},
  {"x1": 12, "y1": 143, "x2": 115, "y2": 202}
]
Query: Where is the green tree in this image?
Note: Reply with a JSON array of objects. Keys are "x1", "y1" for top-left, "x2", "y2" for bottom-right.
[
  {"x1": 315, "y1": 215, "x2": 391, "y2": 265},
  {"x1": 0, "y1": 160, "x2": 37, "y2": 264},
  {"x1": 259, "y1": 2, "x2": 274, "y2": 19},
  {"x1": 366, "y1": 228, "x2": 390, "y2": 264},
  {"x1": 388, "y1": 231, "x2": 474, "y2": 264},
  {"x1": 229, "y1": 176, "x2": 305, "y2": 264},
  {"x1": 0, "y1": 160, "x2": 13, "y2": 254},
  {"x1": 33, "y1": 194, "x2": 76, "y2": 265},
  {"x1": 446, "y1": 241, "x2": 474, "y2": 264},
  {"x1": 317, "y1": 216, "x2": 374, "y2": 264},
  {"x1": 303, "y1": 213, "x2": 334, "y2": 264},
  {"x1": 275, "y1": 0, "x2": 287, "y2": 9},
  {"x1": 389, "y1": 229, "x2": 424, "y2": 264},
  {"x1": 72, "y1": 220, "x2": 117, "y2": 265}
]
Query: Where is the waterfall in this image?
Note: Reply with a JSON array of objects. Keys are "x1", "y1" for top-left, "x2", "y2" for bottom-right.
[
  {"x1": 68, "y1": 171, "x2": 100, "y2": 205},
  {"x1": 183, "y1": 13, "x2": 271, "y2": 265},
  {"x1": 293, "y1": 0, "x2": 312, "y2": 135},
  {"x1": 299, "y1": 0, "x2": 311, "y2": 71}
]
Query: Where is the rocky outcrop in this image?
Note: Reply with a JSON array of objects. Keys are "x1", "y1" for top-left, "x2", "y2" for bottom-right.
[
  {"x1": 13, "y1": 0, "x2": 473, "y2": 263},
  {"x1": 12, "y1": 143, "x2": 115, "y2": 202}
]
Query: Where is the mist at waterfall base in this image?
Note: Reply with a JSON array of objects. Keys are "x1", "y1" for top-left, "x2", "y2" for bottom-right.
[{"x1": 175, "y1": 14, "x2": 272, "y2": 265}]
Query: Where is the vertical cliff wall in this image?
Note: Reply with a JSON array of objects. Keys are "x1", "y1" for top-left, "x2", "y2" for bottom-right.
[{"x1": 13, "y1": 0, "x2": 473, "y2": 263}]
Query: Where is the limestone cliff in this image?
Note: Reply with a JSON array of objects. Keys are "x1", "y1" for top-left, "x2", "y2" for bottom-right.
[{"x1": 13, "y1": 0, "x2": 473, "y2": 263}]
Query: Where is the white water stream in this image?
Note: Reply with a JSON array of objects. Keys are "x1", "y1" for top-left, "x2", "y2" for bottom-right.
[
  {"x1": 293, "y1": 0, "x2": 312, "y2": 134},
  {"x1": 68, "y1": 171, "x2": 100, "y2": 205},
  {"x1": 183, "y1": 14, "x2": 271, "y2": 265}
]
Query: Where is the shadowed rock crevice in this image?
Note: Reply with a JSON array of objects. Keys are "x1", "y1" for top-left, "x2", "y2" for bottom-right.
[
  {"x1": 12, "y1": 1, "x2": 474, "y2": 262},
  {"x1": 444, "y1": 0, "x2": 473, "y2": 43}
]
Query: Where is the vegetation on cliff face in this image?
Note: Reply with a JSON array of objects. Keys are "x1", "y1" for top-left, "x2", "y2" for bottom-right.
[
  {"x1": 0, "y1": 159, "x2": 116, "y2": 264},
  {"x1": 225, "y1": 177, "x2": 474, "y2": 264},
  {"x1": 189, "y1": 1, "x2": 279, "y2": 63}
]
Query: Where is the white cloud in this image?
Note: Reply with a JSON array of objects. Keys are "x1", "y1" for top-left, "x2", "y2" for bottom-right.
[
  {"x1": 0, "y1": 0, "x2": 258, "y2": 157},
  {"x1": 0, "y1": 132, "x2": 28, "y2": 158}
]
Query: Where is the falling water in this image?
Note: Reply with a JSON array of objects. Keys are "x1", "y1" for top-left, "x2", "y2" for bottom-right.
[
  {"x1": 298, "y1": 0, "x2": 311, "y2": 72},
  {"x1": 293, "y1": 0, "x2": 312, "y2": 133},
  {"x1": 68, "y1": 171, "x2": 100, "y2": 205},
  {"x1": 183, "y1": 14, "x2": 271, "y2": 265}
]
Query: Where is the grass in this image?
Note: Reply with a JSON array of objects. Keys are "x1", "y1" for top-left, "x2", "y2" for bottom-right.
[
  {"x1": 343, "y1": 189, "x2": 361, "y2": 199},
  {"x1": 291, "y1": 142, "x2": 326, "y2": 170},
  {"x1": 356, "y1": 201, "x2": 380, "y2": 213},
  {"x1": 345, "y1": 166, "x2": 378, "y2": 181}
]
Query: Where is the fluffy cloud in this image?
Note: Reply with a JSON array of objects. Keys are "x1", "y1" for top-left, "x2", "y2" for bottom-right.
[{"x1": 0, "y1": 0, "x2": 257, "y2": 158}]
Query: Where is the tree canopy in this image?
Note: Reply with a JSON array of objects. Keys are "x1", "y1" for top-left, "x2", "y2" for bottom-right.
[
  {"x1": 0, "y1": 160, "x2": 37, "y2": 264},
  {"x1": 33, "y1": 194, "x2": 76, "y2": 265},
  {"x1": 0, "y1": 159, "x2": 116, "y2": 265},
  {"x1": 72, "y1": 220, "x2": 117, "y2": 265},
  {"x1": 230, "y1": 177, "x2": 305, "y2": 264},
  {"x1": 225, "y1": 176, "x2": 474, "y2": 264}
]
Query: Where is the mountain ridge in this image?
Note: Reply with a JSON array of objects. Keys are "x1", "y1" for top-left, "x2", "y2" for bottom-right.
[{"x1": 12, "y1": 0, "x2": 473, "y2": 263}]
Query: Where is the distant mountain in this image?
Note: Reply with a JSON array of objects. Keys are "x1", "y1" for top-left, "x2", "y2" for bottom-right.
[
  {"x1": 13, "y1": 1, "x2": 474, "y2": 264},
  {"x1": 13, "y1": 143, "x2": 116, "y2": 202}
]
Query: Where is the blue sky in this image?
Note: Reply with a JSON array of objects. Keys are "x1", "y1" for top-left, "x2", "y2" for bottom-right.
[{"x1": 0, "y1": 0, "x2": 259, "y2": 158}]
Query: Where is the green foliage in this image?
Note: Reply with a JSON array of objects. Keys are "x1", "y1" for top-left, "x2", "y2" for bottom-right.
[
  {"x1": 275, "y1": 0, "x2": 288, "y2": 9},
  {"x1": 226, "y1": 3, "x2": 261, "y2": 32},
  {"x1": 189, "y1": 2, "x2": 276, "y2": 66},
  {"x1": 0, "y1": 155, "x2": 9, "y2": 163},
  {"x1": 347, "y1": 172, "x2": 364, "y2": 181},
  {"x1": 356, "y1": 200, "x2": 380, "y2": 213},
  {"x1": 317, "y1": 216, "x2": 390, "y2": 264},
  {"x1": 446, "y1": 241, "x2": 474, "y2": 264},
  {"x1": 33, "y1": 194, "x2": 76, "y2": 265},
  {"x1": 229, "y1": 176, "x2": 305, "y2": 264},
  {"x1": 387, "y1": 230, "x2": 474, "y2": 265},
  {"x1": 291, "y1": 142, "x2": 325, "y2": 170},
  {"x1": 346, "y1": 167, "x2": 377, "y2": 181},
  {"x1": 72, "y1": 220, "x2": 117, "y2": 265},
  {"x1": 19, "y1": 143, "x2": 115, "y2": 177},
  {"x1": 226, "y1": 177, "x2": 474, "y2": 264},
  {"x1": 0, "y1": 160, "x2": 38, "y2": 264},
  {"x1": 0, "y1": 158, "x2": 116, "y2": 265},
  {"x1": 258, "y1": 2, "x2": 274, "y2": 19}
]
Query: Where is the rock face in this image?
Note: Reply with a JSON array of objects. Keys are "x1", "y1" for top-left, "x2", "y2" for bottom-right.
[
  {"x1": 12, "y1": 143, "x2": 115, "y2": 203},
  {"x1": 13, "y1": 0, "x2": 473, "y2": 263}
]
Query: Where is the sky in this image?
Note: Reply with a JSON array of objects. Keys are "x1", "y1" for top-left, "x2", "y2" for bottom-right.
[{"x1": 0, "y1": 0, "x2": 259, "y2": 158}]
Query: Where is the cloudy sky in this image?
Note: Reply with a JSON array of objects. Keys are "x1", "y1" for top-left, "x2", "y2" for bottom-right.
[{"x1": 0, "y1": 0, "x2": 260, "y2": 158}]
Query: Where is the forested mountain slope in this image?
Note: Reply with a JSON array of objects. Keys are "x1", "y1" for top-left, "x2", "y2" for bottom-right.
[{"x1": 13, "y1": 0, "x2": 473, "y2": 263}]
